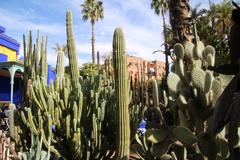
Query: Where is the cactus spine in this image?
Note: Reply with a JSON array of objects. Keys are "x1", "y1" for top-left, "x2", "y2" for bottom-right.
[{"x1": 113, "y1": 28, "x2": 130, "y2": 159}]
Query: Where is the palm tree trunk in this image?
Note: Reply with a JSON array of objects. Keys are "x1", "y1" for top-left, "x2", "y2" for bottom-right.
[
  {"x1": 91, "y1": 22, "x2": 95, "y2": 64},
  {"x1": 169, "y1": 0, "x2": 191, "y2": 43},
  {"x1": 161, "y1": 9, "x2": 169, "y2": 77}
]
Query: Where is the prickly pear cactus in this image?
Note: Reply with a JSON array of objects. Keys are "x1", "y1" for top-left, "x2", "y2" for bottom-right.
[
  {"x1": 167, "y1": 38, "x2": 226, "y2": 159},
  {"x1": 168, "y1": 40, "x2": 223, "y2": 126}
]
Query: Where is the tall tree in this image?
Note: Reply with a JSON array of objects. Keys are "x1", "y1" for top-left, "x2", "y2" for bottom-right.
[
  {"x1": 169, "y1": 0, "x2": 192, "y2": 43},
  {"x1": 151, "y1": 0, "x2": 170, "y2": 76},
  {"x1": 191, "y1": 0, "x2": 232, "y2": 65},
  {"x1": 81, "y1": 0, "x2": 104, "y2": 64},
  {"x1": 53, "y1": 43, "x2": 67, "y2": 81}
]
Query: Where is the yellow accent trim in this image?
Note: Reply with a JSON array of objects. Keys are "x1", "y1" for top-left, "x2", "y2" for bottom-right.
[{"x1": 0, "y1": 45, "x2": 17, "y2": 61}]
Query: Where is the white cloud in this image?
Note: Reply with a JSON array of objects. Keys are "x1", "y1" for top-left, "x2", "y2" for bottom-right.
[
  {"x1": 75, "y1": 41, "x2": 111, "y2": 54},
  {"x1": 1, "y1": 0, "x2": 167, "y2": 66},
  {"x1": 0, "y1": 8, "x2": 64, "y2": 35},
  {"x1": 92, "y1": 0, "x2": 165, "y2": 62}
]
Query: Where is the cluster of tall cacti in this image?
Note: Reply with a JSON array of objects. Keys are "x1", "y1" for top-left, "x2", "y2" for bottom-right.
[
  {"x1": 2, "y1": 6, "x2": 235, "y2": 160},
  {"x1": 22, "y1": 30, "x2": 48, "y2": 102},
  {"x1": 0, "y1": 129, "x2": 22, "y2": 160},
  {"x1": 11, "y1": 10, "x2": 144, "y2": 160}
]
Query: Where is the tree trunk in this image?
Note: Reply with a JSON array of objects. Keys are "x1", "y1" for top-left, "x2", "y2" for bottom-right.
[
  {"x1": 97, "y1": 51, "x2": 100, "y2": 65},
  {"x1": 169, "y1": 0, "x2": 192, "y2": 43},
  {"x1": 91, "y1": 22, "x2": 95, "y2": 64},
  {"x1": 161, "y1": 9, "x2": 169, "y2": 77}
]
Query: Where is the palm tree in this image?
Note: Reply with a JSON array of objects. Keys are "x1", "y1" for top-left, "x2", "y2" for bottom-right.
[
  {"x1": 81, "y1": 0, "x2": 104, "y2": 64},
  {"x1": 53, "y1": 43, "x2": 67, "y2": 81},
  {"x1": 191, "y1": 1, "x2": 232, "y2": 65},
  {"x1": 80, "y1": 62, "x2": 99, "y2": 79},
  {"x1": 209, "y1": 1, "x2": 232, "y2": 39},
  {"x1": 151, "y1": 0, "x2": 170, "y2": 76},
  {"x1": 53, "y1": 43, "x2": 67, "y2": 56},
  {"x1": 191, "y1": 3, "x2": 208, "y2": 22}
]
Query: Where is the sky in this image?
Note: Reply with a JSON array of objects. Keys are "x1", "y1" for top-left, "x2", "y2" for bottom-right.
[{"x1": 0, "y1": 0, "x2": 222, "y2": 66}]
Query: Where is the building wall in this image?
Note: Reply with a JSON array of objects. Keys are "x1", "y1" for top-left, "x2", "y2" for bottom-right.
[
  {"x1": 126, "y1": 55, "x2": 165, "y2": 81},
  {"x1": 0, "y1": 25, "x2": 19, "y2": 62},
  {"x1": 0, "y1": 45, "x2": 18, "y2": 62},
  {"x1": 0, "y1": 76, "x2": 22, "y2": 105},
  {"x1": 0, "y1": 25, "x2": 21, "y2": 104}
]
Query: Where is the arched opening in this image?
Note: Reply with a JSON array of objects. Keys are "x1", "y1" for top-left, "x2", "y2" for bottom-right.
[{"x1": 0, "y1": 62, "x2": 24, "y2": 105}]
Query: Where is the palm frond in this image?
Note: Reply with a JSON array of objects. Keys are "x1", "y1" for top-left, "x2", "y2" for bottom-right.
[{"x1": 80, "y1": 0, "x2": 104, "y2": 22}]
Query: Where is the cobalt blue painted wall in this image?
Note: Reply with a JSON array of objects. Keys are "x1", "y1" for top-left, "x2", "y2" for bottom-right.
[
  {"x1": 0, "y1": 25, "x2": 20, "y2": 54},
  {"x1": 0, "y1": 53, "x2": 7, "y2": 62},
  {"x1": 0, "y1": 34, "x2": 20, "y2": 54},
  {"x1": 47, "y1": 65, "x2": 56, "y2": 84},
  {"x1": 0, "y1": 76, "x2": 22, "y2": 105},
  {"x1": 0, "y1": 26, "x2": 5, "y2": 33}
]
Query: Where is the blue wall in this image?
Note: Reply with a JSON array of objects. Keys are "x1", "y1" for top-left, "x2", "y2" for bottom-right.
[
  {"x1": 0, "y1": 25, "x2": 20, "y2": 54},
  {"x1": 47, "y1": 65, "x2": 56, "y2": 85},
  {"x1": 0, "y1": 53, "x2": 7, "y2": 62},
  {"x1": 0, "y1": 76, "x2": 22, "y2": 105},
  {"x1": 0, "y1": 26, "x2": 5, "y2": 33},
  {"x1": 0, "y1": 34, "x2": 20, "y2": 54}
]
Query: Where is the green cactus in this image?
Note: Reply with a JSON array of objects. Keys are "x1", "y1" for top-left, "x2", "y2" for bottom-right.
[
  {"x1": 167, "y1": 73, "x2": 181, "y2": 95},
  {"x1": 151, "y1": 79, "x2": 159, "y2": 108},
  {"x1": 8, "y1": 103, "x2": 15, "y2": 139},
  {"x1": 66, "y1": 10, "x2": 79, "y2": 86},
  {"x1": 21, "y1": 133, "x2": 51, "y2": 160},
  {"x1": 166, "y1": 38, "x2": 225, "y2": 159},
  {"x1": 40, "y1": 36, "x2": 48, "y2": 79},
  {"x1": 55, "y1": 44, "x2": 65, "y2": 85},
  {"x1": 18, "y1": 10, "x2": 144, "y2": 160},
  {"x1": 184, "y1": 41, "x2": 194, "y2": 60},
  {"x1": 0, "y1": 130, "x2": 22, "y2": 159},
  {"x1": 174, "y1": 43, "x2": 185, "y2": 60},
  {"x1": 112, "y1": 27, "x2": 130, "y2": 160}
]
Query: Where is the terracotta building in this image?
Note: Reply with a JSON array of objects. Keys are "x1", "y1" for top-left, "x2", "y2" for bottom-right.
[{"x1": 126, "y1": 55, "x2": 165, "y2": 81}]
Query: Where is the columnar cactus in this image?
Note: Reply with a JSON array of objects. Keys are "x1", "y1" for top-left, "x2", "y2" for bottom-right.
[
  {"x1": 0, "y1": 130, "x2": 22, "y2": 160},
  {"x1": 66, "y1": 10, "x2": 79, "y2": 86},
  {"x1": 97, "y1": 51, "x2": 100, "y2": 65},
  {"x1": 19, "y1": 10, "x2": 143, "y2": 160},
  {"x1": 40, "y1": 36, "x2": 48, "y2": 79},
  {"x1": 8, "y1": 103, "x2": 15, "y2": 139},
  {"x1": 55, "y1": 44, "x2": 65, "y2": 87},
  {"x1": 21, "y1": 133, "x2": 51, "y2": 160},
  {"x1": 112, "y1": 28, "x2": 130, "y2": 159},
  {"x1": 23, "y1": 30, "x2": 49, "y2": 98}
]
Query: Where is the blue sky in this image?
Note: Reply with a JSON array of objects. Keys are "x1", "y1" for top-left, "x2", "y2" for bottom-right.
[{"x1": 1, "y1": 0, "x2": 222, "y2": 66}]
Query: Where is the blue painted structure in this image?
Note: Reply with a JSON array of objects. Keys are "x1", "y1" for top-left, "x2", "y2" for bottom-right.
[
  {"x1": 0, "y1": 26, "x2": 5, "y2": 33},
  {"x1": 0, "y1": 25, "x2": 57, "y2": 105},
  {"x1": 0, "y1": 62, "x2": 24, "y2": 105},
  {"x1": 0, "y1": 54, "x2": 8, "y2": 62},
  {"x1": 138, "y1": 120, "x2": 146, "y2": 134},
  {"x1": 0, "y1": 26, "x2": 20, "y2": 54},
  {"x1": 0, "y1": 76, "x2": 22, "y2": 105},
  {"x1": 0, "y1": 25, "x2": 22, "y2": 105},
  {"x1": 47, "y1": 65, "x2": 57, "y2": 84}
]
